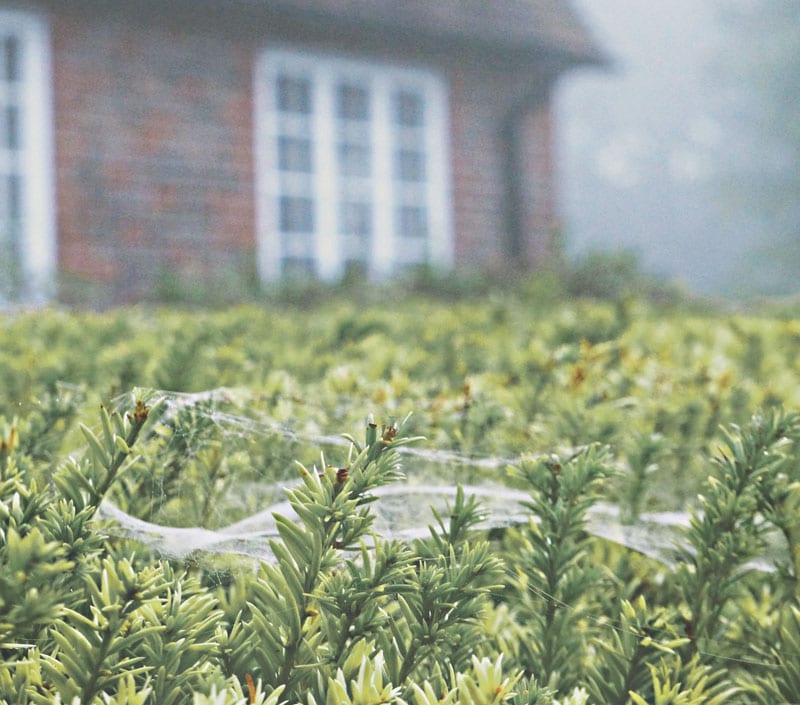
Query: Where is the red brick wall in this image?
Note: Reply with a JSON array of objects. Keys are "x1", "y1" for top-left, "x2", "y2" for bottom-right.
[
  {"x1": 51, "y1": 7, "x2": 257, "y2": 302},
  {"x1": 45, "y1": 5, "x2": 559, "y2": 303},
  {"x1": 445, "y1": 56, "x2": 556, "y2": 271},
  {"x1": 518, "y1": 103, "x2": 557, "y2": 265},
  {"x1": 447, "y1": 61, "x2": 513, "y2": 269}
]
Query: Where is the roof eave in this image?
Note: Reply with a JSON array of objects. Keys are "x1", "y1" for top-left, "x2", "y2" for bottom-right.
[{"x1": 219, "y1": 0, "x2": 609, "y2": 70}]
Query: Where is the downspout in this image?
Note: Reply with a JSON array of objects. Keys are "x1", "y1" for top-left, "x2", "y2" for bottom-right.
[{"x1": 501, "y1": 78, "x2": 554, "y2": 266}]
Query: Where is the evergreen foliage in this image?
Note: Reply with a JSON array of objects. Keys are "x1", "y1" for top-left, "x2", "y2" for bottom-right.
[
  {"x1": 1, "y1": 300, "x2": 799, "y2": 703},
  {"x1": 2, "y1": 395, "x2": 799, "y2": 703}
]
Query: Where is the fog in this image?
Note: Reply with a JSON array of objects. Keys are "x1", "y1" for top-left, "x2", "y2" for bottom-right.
[{"x1": 557, "y1": 0, "x2": 798, "y2": 298}]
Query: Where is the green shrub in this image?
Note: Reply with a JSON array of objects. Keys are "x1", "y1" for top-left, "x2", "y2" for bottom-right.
[
  {"x1": 1, "y1": 296, "x2": 799, "y2": 703},
  {"x1": 2, "y1": 390, "x2": 799, "y2": 704}
]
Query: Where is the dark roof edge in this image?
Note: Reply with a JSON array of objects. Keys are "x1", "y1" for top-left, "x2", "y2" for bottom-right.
[
  {"x1": 228, "y1": 0, "x2": 609, "y2": 69},
  {"x1": 55, "y1": 0, "x2": 608, "y2": 70}
]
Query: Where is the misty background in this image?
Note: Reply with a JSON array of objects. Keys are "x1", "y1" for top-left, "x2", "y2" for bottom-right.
[{"x1": 556, "y1": 0, "x2": 799, "y2": 299}]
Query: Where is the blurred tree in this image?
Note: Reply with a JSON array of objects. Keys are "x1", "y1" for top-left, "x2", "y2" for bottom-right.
[{"x1": 713, "y1": 0, "x2": 800, "y2": 296}]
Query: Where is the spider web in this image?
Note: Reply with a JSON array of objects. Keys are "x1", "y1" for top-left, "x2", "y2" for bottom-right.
[
  {"x1": 93, "y1": 387, "x2": 695, "y2": 568},
  {"x1": 97, "y1": 487, "x2": 691, "y2": 566}
]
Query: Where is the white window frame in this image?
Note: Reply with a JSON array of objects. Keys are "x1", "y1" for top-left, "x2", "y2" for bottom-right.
[
  {"x1": 254, "y1": 47, "x2": 453, "y2": 282},
  {"x1": 0, "y1": 9, "x2": 55, "y2": 304}
]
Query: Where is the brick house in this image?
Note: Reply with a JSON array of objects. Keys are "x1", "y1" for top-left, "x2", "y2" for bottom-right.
[{"x1": 0, "y1": 0, "x2": 602, "y2": 304}]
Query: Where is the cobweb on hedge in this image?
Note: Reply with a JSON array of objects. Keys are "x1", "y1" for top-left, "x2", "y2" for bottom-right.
[
  {"x1": 86, "y1": 388, "x2": 789, "y2": 674},
  {"x1": 97, "y1": 489, "x2": 691, "y2": 566},
  {"x1": 91, "y1": 387, "x2": 698, "y2": 568}
]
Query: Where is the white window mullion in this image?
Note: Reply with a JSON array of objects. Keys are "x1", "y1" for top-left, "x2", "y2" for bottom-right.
[
  {"x1": 371, "y1": 77, "x2": 394, "y2": 279},
  {"x1": 0, "y1": 9, "x2": 54, "y2": 303},
  {"x1": 313, "y1": 69, "x2": 340, "y2": 280},
  {"x1": 19, "y1": 13, "x2": 55, "y2": 301},
  {"x1": 255, "y1": 48, "x2": 452, "y2": 283},
  {"x1": 253, "y1": 59, "x2": 280, "y2": 281},
  {"x1": 425, "y1": 75, "x2": 453, "y2": 268}
]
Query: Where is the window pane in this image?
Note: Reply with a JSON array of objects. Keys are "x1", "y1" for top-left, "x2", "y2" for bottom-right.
[
  {"x1": 338, "y1": 143, "x2": 371, "y2": 178},
  {"x1": 5, "y1": 105, "x2": 18, "y2": 150},
  {"x1": 394, "y1": 90, "x2": 424, "y2": 127},
  {"x1": 337, "y1": 83, "x2": 369, "y2": 121},
  {"x1": 279, "y1": 195, "x2": 314, "y2": 233},
  {"x1": 278, "y1": 136, "x2": 312, "y2": 172},
  {"x1": 340, "y1": 200, "x2": 372, "y2": 237},
  {"x1": 395, "y1": 149, "x2": 425, "y2": 182},
  {"x1": 397, "y1": 205, "x2": 428, "y2": 238},
  {"x1": 277, "y1": 75, "x2": 311, "y2": 114},
  {"x1": 4, "y1": 35, "x2": 18, "y2": 83},
  {"x1": 8, "y1": 174, "x2": 19, "y2": 220}
]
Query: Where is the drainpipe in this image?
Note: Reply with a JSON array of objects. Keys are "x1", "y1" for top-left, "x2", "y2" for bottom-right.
[{"x1": 501, "y1": 78, "x2": 554, "y2": 266}]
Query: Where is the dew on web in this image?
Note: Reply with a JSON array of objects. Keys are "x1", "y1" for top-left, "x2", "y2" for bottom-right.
[{"x1": 93, "y1": 387, "x2": 707, "y2": 573}]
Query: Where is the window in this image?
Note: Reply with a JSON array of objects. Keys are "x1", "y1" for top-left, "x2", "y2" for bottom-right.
[
  {"x1": 254, "y1": 49, "x2": 452, "y2": 281},
  {"x1": 0, "y1": 10, "x2": 54, "y2": 303}
]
